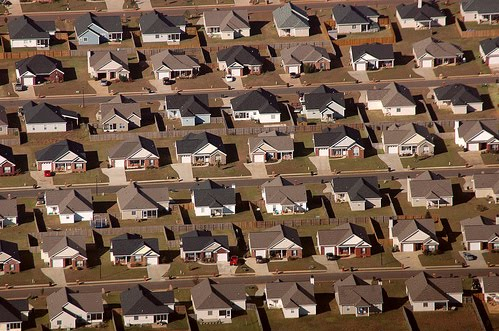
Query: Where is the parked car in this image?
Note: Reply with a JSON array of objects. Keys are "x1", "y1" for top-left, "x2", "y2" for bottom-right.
[
  {"x1": 326, "y1": 253, "x2": 340, "y2": 261},
  {"x1": 225, "y1": 75, "x2": 235, "y2": 82},
  {"x1": 162, "y1": 78, "x2": 173, "y2": 85},
  {"x1": 256, "y1": 256, "x2": 268, "y2": 264},
  {"x1": 100, "y1": 79, "x2": 109, "y2": 86},
  {"x1": 463, "y1": 252, "x2": 477, "y2": 261},
  {"x1": 43, "y1": 170, "x2": 53, "y2": 177},
  {"x1": 290, "y1": 72, "x2": 300, "y2": 79},
  {"x1": 14, "y1": 83, "x2": 25, "y2": 92},
  {"x1": 229, "y1": 256, "x2": 239, "y2": 266}
]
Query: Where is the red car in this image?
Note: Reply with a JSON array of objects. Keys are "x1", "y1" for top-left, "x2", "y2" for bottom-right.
[
  {"x1": 229, "y1": 256, "x2": 239, "y2": 266},
  {"x1": 43, "y1": 170, "x2": 52, "y2": 177}
]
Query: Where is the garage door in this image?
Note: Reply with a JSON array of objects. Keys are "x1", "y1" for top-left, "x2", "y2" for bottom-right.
[
  {"x1": 422, "y1": 59, "x2": 433, "y2": 68},
  {"x1": 181, "y1": 155, "x2": 191, "y2": 164},
  {"x1": 22, "y1": 76, "x2": 35, "y2": 86},
  {"x1": 52, "y1": 259, "x2": 64, "y2": 267},
  {"x1": 468, "y1": 143, "x2": 480, "y2": 151},
  {"x1": 288, "y1": 66, "x2": 300, "y2": 74},
  {"x1": 41, "y1": 162, "x2": 52, "y2": 171},
  {"x1": 114, "y1": 159, "x2": 125, "y2": 168},
  {"x1": 402, "y1": 243, "x2": 414, "y2": 252},
  {"x1": 230, "y1": 68, "x2": 242, "y2": 77},
  {"x1": 489, "y1": 57, "x2": 499, "y2": 65},
  {"x1": 387, "y1": 146, "x2": 398, "y2": 154},
  {"x1": 147, "y1": 257, "x2": 158, "y2": 265},
  {"x1": 324, "y1": 246, "x2": 335, "y2": 254},
  {"x1": 356, "y1": 62, "x2": 367, "y2": 71},
  {"x1": 217, "y1": 253, "x2": 228, "y2": 262},
  {"x1": 253, "y1": 154, "x2": 265, "y2": 163},
  {"x1": 158, "y1": 72, "x2": 170, "y2": 80},
  {"x1": 469, "y1": 242, "x2": 481, "y2": 251},
  {"x1": 319, "y1": 148, "x2": 329, "y2": 157},
  {"x1": 255, "y1": 249, "x2": 267, "y2": 258}
]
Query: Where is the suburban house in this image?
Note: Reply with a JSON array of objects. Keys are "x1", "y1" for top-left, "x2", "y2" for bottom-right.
[
  {"x1": 151, "y1": 50, "x2": 200, "y2": 80},
  {"x1": 265, "y1": 280, "x2": 316, "y2": 318},
  {"x1": 108, "y1": 135, "x2": 160, "y2": 169},
  {"x1": 248, "y1": 131, "x2": 294, "y2": 163},
  {"x1": 98, "y1": 95, "x2": 141, "y2": 132},
  {"x1": 331, "y1": 176, "x2": 382, "y2": 211},
  {"x1": 191, "y1": 279, "x2": 246, "y2": 322},
  {"x1": 261, "y1": 176, "x2": 308, "y2": 215},
  {"x1": 249, "y1": 224, "x2": 303, "y2": 259},
  {"x1": 8, "y1": 15, "x2": 55, "y2": 49},
  {"x1": 47, "y1": 287, "x2": 103, "y2": 329},
  {"x1": 165, "y1": 94, "x2": 211, "y2": 126},
  {"x1": 40, "y1": 235, "x2": 87, "y2": 268},
  {"x1": 272, "y1": 2, "x2": 310, "y2": 37},
  {"x1": 313, "y1": 126, "x2": 364, "y2": 158},
  {"x1": 191, "y1": 180, "x2": 236, "y2": 217},
  {"x1": 366, "y1": 82, "x2": 417, "y2": 116},
  {"x1": 110, "y1": 233, "x2": 160, "y2": 266},
  {"x1": 230, "y1": 88, "x2": 281, "y2": 123},
  {"x1": 471, "y1": 173, "x2": 499, "y2": 203},
  {"x1": 413, "y1": 37, "x2": 463, "y2": 68},
  {"x1": 0, "y1": 199, "x2": 18, "y2": 226},
  {"x1": 396, "y1": 0, "x2": 446, "y2": 29},
  {"x1": 480, "y1": 276, "x2": 499, "y2": 302},
  {"x1": 280, "y1": 44, "x2": 331, "y2": 74},
  {"x1": 203, "y1": 10, "x2": 250, "y2": 39},
  {"x1": 350, "y1": 43, "x2": 394, "y2": 71},
  {"x1": 180, "y1": 230, "x2": 230, "y2": 262},
  {"x1": 334, "y1": 275, "x2": 383, "y2": 316},
  {"x1": 407, "y1": 171, "x2": 453, "y2": 208},
  {"x1": 139, "y1": 11, "x2": 186, "y2": 44},
  {"x1": 121, "y1": 285, "x2": 175, "y2": 326},
  {"x1": 0, "y1": 240, "x2": 20, "y2": 274},
  {"x1": 381, "y1": 123, "x2": 434, "y2": 156},
  {"x1": 74, "y1": 13, "x2": 122, "y2": 45},
  {"x1": 454, "y1": 119, "x2": 499, "y2": 151},
  {"x1": 175, "y1": 132, "x2": 226, "y2": 165},
  {"x1": 87, "y1": 50, "x2": 130, "y2": 81},
  {"x1": 15, "y1": 55, "x2": 64, "y2": 86},
  {"x1": 332, "y1": 4, "x2": 380, "y2": 34},
  {"x1": 217, "y1": 45, "x2": 263, "y2": 76},
  {"x1": 406, "y1": 272, "x2": 463, "y2": 311},
  {"x1": 0, "y1": 297, "x2": 29, "y2": 331},
  {"x1": 35, "y1": 140, "x2": 87, "y2": 173},
  {"x1": 0, "y1": 107, "x2": 7, "y2": 135},
  {"x1": 45, "y1": 189, "x2": 93, "y2": 224},
  {"x1": 479, "y1": 37, "x2": 499, "y2": 68},
  {"x1": 317, "y1": 223, "x2": 372, "y2": 257},
  {"x1": 22, "y1": 101, "x2": 79, "y2": 133},
  {"x1": 461, "y1": 215, "x2": 499, "y2": 251},
  {"x1": 116, "y1": 182, "x2": 170, "y2": 220},
  {"x1": 460, "y1": 0, "x2": 499, "y2": 23},
  {"x1": 301, "y1": 85, "x2": 346, "y2": 120},
  {"x1": 389, "y1": 218, "x2": 439, "y2": 252},
  {"x1": 0, "y1": 145, "x2": 16, "y2": 176},
  {"x1": 433, "y1": 84, "x2": 483, "y2": 114}
]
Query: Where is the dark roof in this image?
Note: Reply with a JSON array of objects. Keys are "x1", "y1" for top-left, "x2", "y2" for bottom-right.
[
  {"x1": 8, "y1": 15, "x2": 54, "y2": 40},
  {"x1": 481, "y1": 37, "x2": 499, "y2": 56},
  {"x1": 331, "y1": 176, "x2": 381, "y2": 201},
  {"x1": 47, "y1": 287, "x2": 103, "y2": 320},
  {"x1": 108, "y1": 135, "x2": 159, "y2": 159},
  {"x1": 191, "y1": 279, "x2": 246, "y2": 310},
  {"x1": 351, "y1": 43, "x2": 394, "y2": 62},
  {"x1": 193, "y1": 180, "x2": 236, "y2": 208},
  {"x1": 139, "y1": 11, "x2": 185, "y2": 35},
  {"x1": 35, "y1": 140, "x2": 86, "y2": 162},
  {"x1": 313, "y1": 126, "x2": 362, "y2": 148},
  {"x1": 303, "y1": 85, "x2": 345, "y2": 111},
  {"x1": 266, "y1": 281, "x2": 316, "y2": 308},
  {"x1": 406, "y1": 272, "x2": 462, "y2": 302},
  {"x1": 121, "y1": 285, "x2": 174, "y2": 316},
  {"x1": 176, "y1": 132, "x2": 226, "y2": 155},
  {"x1": 0, "y1": 144, "x2": 15, "y2": 165},
  {"x1": 0, "y1": 240, "x2": 19, "y2": 262},
  {"x1": 434, "y1": 83, "x2": 481, "y2": 106},
  {"x1": 231, "y1": 88, "x2": 280, "y2": 114},
  {"x1": 165, "y1": 94, "x2": 210, "y2": 117},
  {"x1": 74, "y1": 12, "x2": 122, "y2": 36},
  {"x1": 332, "y1": 4, "x2": 378, "y2": 25},
  {"x1": 181, "y1": 230, "x2": 229, "y2": 252},
  {"x1": 23, "y1": 101, "x2": 78, "y2": 124},
  {"x1": 318, "y1": 223, "x2": 371, "y2": 247},
  {"x1": 16, "y1": 55, "x2": 62, "y2": 76},
  {"x1": 396, "y1": 3, "x2": 444, "y2": 21},
  {"x1": 111, "y1": 233, "x2": 159, "y2": 256},
  {"x1": 0, "y1": 297, "x2": 24, "y2": 323},
  {"x1": 249, "y1": 224, "x2": 302, "y2": 249},
  {"x1": 461, "y1": 0, "x2": 499, "y2": 14},
  {"x1": 217, "y1": 45, "x2": 262, "y2": 66}
]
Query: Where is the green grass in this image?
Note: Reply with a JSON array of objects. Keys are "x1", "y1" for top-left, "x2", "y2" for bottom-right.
[
  {"x1": 266, "y1": 157, "x2": 317, "y2": 175},
  {"x1": 0, "y1": 173, "x2": 37, "y2": 187},
  {"x1": 267, "y1": 256, "x2": 326, "y2": 273},
  {"x1": 235, "y1": 263, "x2": 255, "y2": 274},
  {"x1": 482, "y1": 153, "x2": 499, "y2": 165},
  {"x1": 125, "y1": 166, "x2": 179, "y2": 181},
  {"x1": 151, "y1": 0, "x2": 234, "y2": 7},
  {"x1": 0, "y1": 254, "x2": 52, "y2": 286},
  {"x1": 167, "y1": 257, "x2": 219, "y2": 278},
  {"x1": 300, "y1": 67, "x2": 356, "y2": 84},
  {"x1": 242, "y1": 71, "x2": 286, "y2": 88},
  {"x1": 400, "y1": 140, "x2": 466, "y2": 169},
  {"x1": 482, "y1": 252, "x2": 499, "y2": 266},
  {"x1": 197, "y1": 310, "x2": 260, "y2": 331},
  {"x1": 368, "y1": 64, "x2": 422, "y2": 81},
  {"x1": 331, "y1": 201, "x2": 395, "y2": 218},
  {"x1": 52, "y1": 168, "x2": 109, "y2": 185},
  {"x1": 418, "y1": 251, "x2": 462, "y2": 267},
  {"x1": 338, "y1": 251, "x2": 402, "y2": 269},
  {"x1": 330, "y1": 155, "x2": 388, "y2": 172}
]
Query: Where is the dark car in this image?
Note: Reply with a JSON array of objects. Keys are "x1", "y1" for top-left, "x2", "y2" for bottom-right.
[
  {"x1": 463, "y1": 252, "x2": 477, "y2": 261},
  {"x1": 162, "y1": 78, "x2": 173, "y2": 85},
  {"x1": 326, "y1": 253, "x2": 340, "y2": 261},
  {"x1": 15, "y1": 83, "x2": 25, "y2": 92},
  {"x1": 290, "y1": 72, "x2": 300, "y2": 79},
  {"x1": 256, "y1": 256, "x2": 268, "y2": 264}
]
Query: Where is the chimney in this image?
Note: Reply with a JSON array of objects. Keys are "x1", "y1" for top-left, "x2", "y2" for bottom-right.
[
  {"x1": 417, "y1": 0, "x2": 422, "y2": 9},
  {"x1": 388, "y1": 218, "x2": 394, "y2": 239},
  {"x1": 496, "y1": 215, "x2": 499, "y2": 225}
]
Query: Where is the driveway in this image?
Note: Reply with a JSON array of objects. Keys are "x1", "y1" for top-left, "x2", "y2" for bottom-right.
[
  {"x1": 41, "y1": 267, "x2": 66, "y2": 286},
  {"x1": 6, "y1": 0, "x2": 22, "y2": 15},
  {"x1": 136, "y1": 0, "x2": 152, "y2": 10},
  {"x1": 459, "y1": 251, "x2": 488, "y2": 269},
  {"x1": 15, "y1": 85, "x2": 36, "y2": 99},
  {"x1": 30, "y1": 171, "x2": 55, "y2": 189},
  {"x1": 458, "y1": 151, "x2": 484, "y2": 167},
  {"x1": 147, "y1": 264, "x2": 170, "y2": 281},
  {"x1": 413, "y1": 68, "x2": 436, "y2": 80},
  {"x1": 245, "y1": 258, "x2": 271, "y2": 276},
  {"x1": 217, "y1": 261, "x2": 237, "y2": 276},
  {"x1": 378, "y1": 154, "x2": 404, "y2": 171},
  {"x1": 309, "y1": 156, "x2": 331, "y2": 175},
  {"x1": 225, "y1": 77, "x2": 244, "y2": 90},
  {"x1": 312, "y1": 255, "x2": 339, "y2": 272},
  {"x1": 88, "y1": 80, "x2": 110, "y2": 96},
  {"x1": 171, "y1": 163, "x2": 194, "y2": 181},
  {"x1": 105, "y1": 0, "x2": 124, "y2": 11},
  {"x1": 244, "y1": 162, "x2": 268, "y2": 178},
  {"x1": 279, "y1": 74, "x2": 302, "y2": 87},
  {"x1": 149, "y1": 79, "x2": 172, "y2": 94},
  {"x1": 392, "y1": 252, "x2": 424, "y2": 270},
  {"x1": 101, "y1": 167, "x2": 127, "y2": 186},
  {"x1": 348, "y1": 71, "x2": 369, "y2": 83}
]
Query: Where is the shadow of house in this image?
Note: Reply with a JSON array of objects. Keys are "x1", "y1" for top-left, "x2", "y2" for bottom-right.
[
  {"x1": 17, "y1": 203, "x2": 33, "y2": 225},
  {"x1": 154, "y1": 113, "x2": 166, "y2": 131},
  {"x1": 85, "y1": 151, "x2": 100, "y2": 170},
  {"x1": 391, "y1": 22, "x2": 402, "y2": 42},
  {"x1": 13, "y1": 154, "x2": 29, "y2": 173},
  {"x1": 481, "y1": 93, "x2": 494, "y2": 111},
  {"x1": 6, "y1": 112, "x2": 21, "y2": 130},
  {"x1": 0, "y1": 69, "x2": 9, "y2": 85},
  {"x1": 389, "y1": 189, "x2": 404, "y2": 216},
  {"x1": 432, "y1": 135, "x2": 448, "y2": 154},
  {"x1": 63, "y1": 67, "x2": 77, "y2": 81},
  {"x1": 294, "y1": 141, "x2": 313, "y2": 157},
  {"x1": 452, "y1": 182, "x2": 474, "y2": 205},
  {"x1": 157, "y1": 147, "x2": 172, "y2": 167},
  {"x1": 129, "y1": 62, "x2": 146, "y2": 80},
  {"x1": 300, "y1": 236, "x2": 316, "y2": 257},
  {"x1": 315, "y1": 293, "x2": 334, "y2": 314},
  {"x1": 33, "y1": 208, "x2": 46, "y2": 232},
  {"x1": 93, "y1": 200, "x2": 116, "y2": 214},
  {"x1": 462, "y1": 50, "x2": 475, "y2": 62},
  {"x1": 224, "y1": 143, "x2": 239, "y2": 163},
  {"x1": 19, "y1": 250, "x2": 35, "y2": 271},
  {"x1": 160, "y1": 249, "x2": 179, "y2": 263},
  {"x1": 394, "y1": 52, "x2": 413, "y2": 65}
]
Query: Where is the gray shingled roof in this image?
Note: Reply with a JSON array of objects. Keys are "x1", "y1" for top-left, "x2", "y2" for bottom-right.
[
  {"x1": 35, "y1": 140, "x2": 86, "y2": 162},
  {"x1": 191, "y1": 279, "x2": 246, "y2": 310},
  {"x1": 482, "y1": 276, "x2": 499, "y2": 293},
  {"x1": 44, "y1": 189, "x2": 93, "y2": 215},
  {"x1": 249, "y1": 224, "x2": 302, "y2": 249},
  {"x1": 117, "y1": 182, "x2": 168, "y2": 210},
  {"x1": 248, "y1": 131, "x2": 294, "y2": 154},
  {"x1": 48, "y1": 287, "x2": 103, "y2": 321},
  {"x1": 231, "y1": 88, "x2": 280, "y2": 114},
  {"x1": 396, "y1": 2, "x2": 444, "y2": 21},
  {"x1": 88, "y1": 50, "x2": 129, "y2": 72},
  {"x1": 181, "y1": 230, "x2": 229, "y2": 252},
  {"x1": 331, "y1": 176, "x2": 381, "y2": 202},
  {"x1": 334, "y1": 275, "x2": 383, "y2": 307},
  {"x1": 409, "y1": 171, "x2": 453, "y2": 199},
  {"x1": 332, "y1": 4, "x2": 378, "y2": 25},
  {"x1": 121, "y1": 285, "x2": 174, "y2": 315},
  {"x1": 0, "y1": 297, "x2": 24, "y2": 323},
  {"x1": 473, "y1": 173, "x2": 499, "y2": 194},
  {"x1": 111, "y1": 233, "x2": 159, "y2": 256},
  {"x1": 0, "y1": 199, "x2": 17, "y2": 218},
  {"x1": 140, "y1": 11, "x2": 185, "y2": 35},
  {"x1": 74, "y1": 12, "x2": 122, "y2": 37},
  {"x1": 151, "y1": 50, "x2": 200, "y2": 72},
  {"x1": 23, "y1": 102, "x2": 78, "y2": 125},
  {"x1": 480, "y1": 37, "x2": 499, "y2": 56},
  {"x1": 406, "y1": 272, "x2": 462, "y2": 302},
  {"x1": 317, "y1": 223, "x2": 371, "y2": 247},
  {"x1": 281, "y1": 44, "x2": 330, "y2": 66},
  {"x1": 0, "y1": 106, "x2": 7, "y2": 127},
  {"x1": 203, "y1": 10, "x2": 250, "y2": 32},
  {"x1": 303, "y1": 85, "x2": 345, "y2": 112},
  {"x1": 351, "y1": 43, "x2": 394, "y2": 62},
  {"x1": 0, "y1": 240, "x2": 20, "y2": 262},
  {"x1": 392, "y1": 219, "x2": 438, "y2": 243},
  {"x1": 266, "y1": 281, "x2": 316, "y2": 308},
  {"x1": 165, "y1": 94, "x2": 210, "y2": 118},
  {"x1": 108, "y1": 135, "x2": 159, "y2": 160},
  {"x1": 434, "y1": 83, "x2": 482, "y2": 106},
  {"x1": 261, "y1": 176, "x2": 307, "y2": 205},
  {"x1": 367, "y1": 82, "x2": 416, "y2": 107},
  {"x1": 100, "y1": 101, "x2": 141, "y2": 125},
  {"x1": 461, "y1": 0, "x2": 499, "y2": 14},
  {"x1": 382, "y1": 123, "x2": 433, "y2": 145},
  {"x1": 413, "y1": 37, "x2": 463, "y2": 59},
  {"x1": 15, "y1": 54, "x2": 62, "y2": 76},
  {"x1": 175, "y1": 131, "x2": 226, "y2": 155},
  {"x1": 457, "y1": 119, "x2": 498, "y2": 142},
  {"x1": 217, "y1": 45, "x2": 262, "y2": 66},
  {"x1": 461, "y1": 217, "x2": 499, "y2": 242},
  {"x1": 313, "y1": 126, "x2": 362, "y2": 148},
  {"x1": 192, "y1": 180, "x2": 236, "y2": 208},
  {"x1": 0, "y1": 144, "x2": 14, "y2": 168},
  {"x1": 8, "y1": 15, "x2": 54, "y2": 40},
  {"x1": 273, "y1": 2, "x2": 309, "y2": 29},
  {"x1": 41, "y1": 235, "x2": 87, "y2": 258}
]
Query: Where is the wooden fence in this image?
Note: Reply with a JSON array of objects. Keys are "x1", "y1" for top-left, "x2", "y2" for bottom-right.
[
  {"x1": 0, "y1": 33, "x2": 71, "y2": 59},
  {"x1": 455, "y1": 19, "x2": 499, "y2": 38},
  {"x1": 0, "y1": 128, "x2": 20, "y2": 146}
]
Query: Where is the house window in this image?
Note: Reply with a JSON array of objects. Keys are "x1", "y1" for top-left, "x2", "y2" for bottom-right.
[
  {"x1": 4, "y1": 166, "x2": 11, "y2": 173},
  {"x1": 149, "y1": 159, "x2": 155, "y2": 166},
  {"x1": 423, "y1": 302, "x2": 428, "y2": 307},
  {"x1": 75, "y1": 163, "x2": 83, "y2": 169},
  {"x1": 352, "y1": 25, "x2": 357, "y2": 29},
  {"x1": 155, "y1": 35, "x2": 160, "y2": 39},
  {"x1": 134, "y1": 316, "x2": 139, "y2": 320},
  {"x1": 200, "y1": 207, "x2": 205, "y2": 213},
  {"x1": 57, "y1": 321, "x2": 62, "y2": 326},
  {"x1": 207, "y1": 311, "x2": 213, "y2": 316},
  {"x1": 396, "y1": 108, "x2": 401, "y2": 113},
  {"x1": 271, "y1": 115, "x2": 276, "y2": 119},
  {"x1": 83, "y1": 37, "x2": 88, "y2": 42},
  {"x1": 131, "y1": 211, "x2": 136, "y2": 216},
  {"x1": 9, "y1": 264, "x2": 15, "y2": 270},
  {"x1": 353, "y1": 147, "x2": 359, "y2": 157}
]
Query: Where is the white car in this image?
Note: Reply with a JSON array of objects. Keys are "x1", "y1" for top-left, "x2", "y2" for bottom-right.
[{"x1": 225, "y1": 75, "x2": 235, "y2": 82}]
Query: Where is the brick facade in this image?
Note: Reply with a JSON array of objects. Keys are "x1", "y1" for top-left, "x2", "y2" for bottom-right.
[
  {"x1": 0, "y1": 161, "x2": 16, "y2": 175},
  {"x1": 354, "y1": 247, "x2": 371, "y2": 257},
  {"x1": 0, "y1": 260, "x2": 20, "y2": 273},
  {"x1": 36, "y1": 162, "x2": 86, "y2": 172}
]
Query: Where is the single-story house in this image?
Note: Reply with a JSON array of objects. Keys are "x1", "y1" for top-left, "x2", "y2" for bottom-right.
[
  {"x1": 396, "y1": 1, "x2": 446, "y2": 29},
  {"x1": 413, "y1": 37, "x2": 463, "y2": 68},
  {"x1": 301, "y1": 85, "x2": 346, "y2": 120},
  {"x1": 98, "y1": 95, "x2": 141, "y2": 132},
  {"x1": 121, "y1": 285, "x2": 174, "y2": 326},
  {"x1": 261, "y1": 176, "x2": 307, "y2": 215},
  {"x1": 165, "y1": 94, "x2": 210, "y2": 126},
  {"x1": 366, "y1": 82, "x2": 416, "y2": 116},
  {"x1": 272, "y1": 2, "x2": 310, "y2": 37},
  {"x1": 175, "y1": 132, "x2": 226, "y2": 165},
  {"x1": 479, "y1": 37, "x2": 499, "y2": 67},
  {"x1": 15, "y1": 55, "x2": 64, "y2": 86},
  {"x1": 389, "y1": 218, "x2": 439, "y2": 252},
  {"x1": 331, "y1": 176, "x2": 382, "y2": 211},
  {"x1": 0, "y1": 240, "x2": 20, "y2": 274},
  {"x1": 460, "y1": 0, "x2": 499, "y2": 23},
  {"x1": 217, "y1": 45, "x2": 262, "y2": 76},
  {"x1": 406, "y1": 272, "x2": 463, "y2": 311},
  {"x1": 203, "y1": 10, "x2": 250, "y2": 39},
  {"x1": 40, "y1": 235, "x2": 87, "y2": 268},
  {"x1": 335, "y1": 275, "x2": 383, "y2": 316},
  {"x1": 230, "y1": 88, "x2": 281, "y2": 123},
  {"x1": 248, "y1": 131, "x2": 294, "y2": 163},
  {"x1": 180, "y1": 230, "x2": 230, "y2": 262},
  {"x1": 350, "y1": 43, "x2": 394, "y2": 71},
  {"x1": 433, "y1": 84, "x2": 483, "y2": 114},
  {"x1": 191, "y1": 180, "x2": 236, "y2": 217},
  {"x1": 471, "y1": 173, "x2": 499, "y2": 203},
  {"x1": 110, "y1": 233, "x2": 160, "y2": 266},
  {"x1": 407, "y1": 171, "x2": 453, "y2": 208},
  {"x1": 139, "y1": 10, "x2": 186, "y2": 44},
  {"x1": 0, "y1": 107, "x2": 7, "y2": 135},
  {"x1": 249, "y1": 224, "x2": 303, "y2": 259},
  {"x1": 332, "y1": 4, "x2": 380, "y2": 34},
  {"x1": 461, "y1": 215, "x2": 499, "y2": 251},
  {"x1": 35, "y1": 140, "x2": 87, "y2": 173},
  {"x1": 151, "y1": 50, "x2": 200, "y2": 80},
  {"x1": 0, "y1": 144, "x2": 15, "y2": 176},
  {"x1": 45, "y1": 189, "x2": 93, "y2": 224},
  {"x1": 74, "y1": 12, "x2": 122, "y2": 45},
  {"x1": 280, "y1": 44, "x2": 330, "y2": 74},
  {"x1": 22, "y1": 101, "x2": 79, "y2": 133},
  {"x1": 0, "y1": 297, "x2": 29, "y2": 331},
  {"x1": 0, "y1": 199, "x2": 18, "y2": 226},
  {"x1": 265, "y1": 280, "x2": 316, "y2": 318},
  {"x1": 87, "y1": 50, "x2": 130, "y2": 81},
  {"x1": 480, "y1": 276, "x2": 499, "y2": 302},
  {"x1": 8, "y1": 15, "x2": 55, "y2": 49},
  {"x1": 116, "y1": 182, "x2": 170, "y2": 220},
  {"x1": 108, "y1": 135, "x2": 160, "y2": 169},
  {"x1": 317, "y1": 223, "x2": 372, "y2": 257},
  {"x1": 382, "y1": 123, "x2": 434, "y2": 156},
  {"x1": 454, "y1": 119, "x2": 499, "y2": 152}
]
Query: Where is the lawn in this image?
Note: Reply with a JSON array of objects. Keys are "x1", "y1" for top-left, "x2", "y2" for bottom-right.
[
  {"x1": 173, "y1": 71, "x2": 229, "y2": 91},
  {"x1": 412, "y1": 304, "x2": 482, "y2": 331},
  {"x1": 242, "y1": 71, "x2": 286, "y2": 88},
  {"x1": 125, "y1": 166, "x2": 179, "y2": 182},
  {"x1": 366, "y1": 108, "x2": 431, "y2": 123},
  {"x1": 330, "y1": 155, "x2": 388, "y2": 172},
  {"x1": 483, "y1": 252, "x2": 499, "y2": 266},
  {"x1": 300, "y1": 67, "x2": 356, "y2": 84},
  {"x1": 167, "y1": 257, "x2": 219, "y2": 278},
  {"x1": 418, "y1": 251, "x2": 463, "y2": 266},
  {"x1": 0, "y1": 173, "x2": 37, "y2": 187},
  {"x1": 197, "y1": 310, "x2": 260, "y2": 331},
  {"x1": 52, "y1": 168, "x2": 109, "y2": 186},
  {"x1": 338, "y1": 251, "x2": 402, "y2": 269},
  {"x1": 368, "y1": 64, "x2": 422, "y2": 81},
  {"x1": 400, "y1": 140, "x2": 466, "y2": 169},
  {"x1": 21, "y1": 0, "x2": 107, "y2": 12},
  {"x1": 331, "y1": 200, "x2": 395, "y2": 218},
  {"x1": 0, "y1": 253, "x2": 53, "y2": 286},
  {"x1": 266, "y1": 158, "x2": 317, "y2": 175},
  {"x1": 235, "y1": 263, "x2": 255, "y2": 274},
  {"x1": 267, "y1": 256, "x2": 326, "y2": 273},
  {"x1": 185, "y1": 207, "x2": 256, "y2": 225},
  {"x1": 482, "y1": 152, "x2": 499, "y2": 165},
  {"x1": 151, "y1": 0, "x2": 234, "y2": 7},
  {"x1": 0, "y1": 59, "x2": 19, "y2": 97}
]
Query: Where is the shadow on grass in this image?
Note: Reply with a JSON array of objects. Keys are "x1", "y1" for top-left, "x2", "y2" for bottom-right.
[
  {"x1": 300, "y1": 236, "x2": 316, "y2": 257},
  {"x1": 294, "y1": 141, "x2": 313, "y2": 157}
]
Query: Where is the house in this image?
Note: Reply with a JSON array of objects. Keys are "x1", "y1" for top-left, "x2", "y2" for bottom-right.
[
  {"x1": 110, "y1": 233, "x2": 160, "y2": 266},
  {"x1": 413, "y1": 37, "x2": 463, "y2": 68},
  {"x1": 108, "y1": 135, "x2": 159, "y2": 169},
  {"x1": 280, "y1": 44, "x2": 330, "y2": 74},
  {"x1": 334, "y1": 275, "x2": 383, "y2": 316},
  {"x1": 0, "y1": 297, "x2": 29, "y2": 331},
  {"x1": 433, "y1": 84, "x2": 483, "y2": 114},
  {"x1": 98, "y1": 95, "x2": 141, "y2": 132},
  {"x1": 47, "y1": 287, "x2": 103, "y2": 329},
  {"x1": 350, "y1": 43, "x2": 394, "y2": 71},
  {"x1": 165, "y1": 94, "x2": 210, "y2": 126},
  {"x1": 248, "y1": 131, "x2": 294, "y2": 163},
  {"x1": 461, "y1": 215, "x2": 499, "y2": 250},
  {"x1": 74, "y1": 13, "x2": 122, "y2": 45},
  {"x1": 460, "y1": 0, "x2": 499, "y2": 23},
  {"x1": 191, "y1": 180, "x2": 236, "y2": 217},
  {"x1": 191, "y1": 279, "x2": 246, "y2": 322},
  {"x1": 45, "y1": 189, "x2": 93, "y2": 223},
  {"x1": 261, "y1": 176, "x2": 307, "y2": 215},
  {"x1": 0, "y1": 240, "x2": 20, "y2": 274},
  {"x1": 389, "y1": 218, "x2": 439, "y2": 252},
  {"x1": 301, "y1": 85, "x2": 346, "y2": 120},
  {"x1": 87, "y1": 50, "x2": 130, "y2": 81},
  {"x1": 22, "y1": 101, "x2": 79, "y2": 133},
  {"x1": 116, "y1": 182, "x2": 170, "y2": 220},
  {"x1": 40, "y1": 235, "x2": 87, "y2": 268},
  {"x1": 0, "y1": 144, "x2": 16, "y2": 176},
  {"x1": 230, "y1": 88, "x2": 281, "y2": 123},
  {"x1": 472, "y1": 173, "x2": 499, "y2": 203},
  {"x1": 265, "y1": 280, "x2": 316, "y2": 318},
  {"x1": 406, "y1": 272, "x2": 463, "y2": 311},
  {"x1": 0, "y1": 199, "x2": 18, "y2": 226},
  {"x1": 35, "y1": 140, "x2": 87, "y2": 173},
  {"x1": 175, "y1": 132, "x2": 226, "y2": 165},
  {"x1": 151, "y1": 50, "x2": 200, "y2": 80},
  {"x1": 313, "y1": 126, "x2": 364, "y2": 158},
  {"x1": 121, "y1": 285, "x2": 175, "y2": 326},
  {"x1": 180, "y1": 230, "x2": 230, "y2": 262},
  {"x1": 272, "y1": 2, "x2": 310, "y2": 37},
  {"x1": 382, "y1": 123, "x2": 434, "y2": 156},
  {"x1": 396, "y1": 0, "x2": 446, "y2": 29},
  {"x1": 366, "y1": 82, "x2": 416, "y2": 116},
  {"x1": 249, "y1": 224, "x2": 303, "y2": 259},
  {"x1": 479, "y1": 276, "x2": 499, "y2": 302},
  {"x1": 217, "y1": 45, "x2": 262, "y2": 76},
  {"x1": 203, "y1": 10, "x2": 250, "y2": 39},
  {"x1": 15, "y1": 55, "x2": 64, "y2": 86},
  {"x1": 407, "y1": 171, "x2": 453, "y2": 208},
  {"x1": 0, "y1": 107, "x2": 7, "y2": 135},
  {"x1": 139, "y1": 11, "x2": 186, "y2": 44},
  {"x1": 8, "y1": 15, "x2": 55, "y2": 48},
  {"x1": 331, "y1": 177, "x2": 382, "y2": 211},
  {"x1": 317, "y1": 223, "x2": 372, "y2": 257},
  {"x1": 479, "y1": 37, "x2": 499, "y2": 67},
  {"x1": 454, "y1": 119, "x2": 499, "y2": 151},
  {"x1": 332, "y1": 4, "x2": 380, "y2": 34}
]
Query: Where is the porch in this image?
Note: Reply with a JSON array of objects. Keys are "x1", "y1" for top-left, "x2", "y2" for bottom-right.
[
  {"x1": 278, "y1": 204, "x2": 306, "y2": 215},
  {"x1": 268, "y1": 249, "x2": 299, "y2": 260}
]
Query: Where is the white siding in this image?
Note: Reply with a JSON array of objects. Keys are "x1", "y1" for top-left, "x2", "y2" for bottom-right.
[{"x1": 27, "y1": 123, "x2": 66, "y2": 133}]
